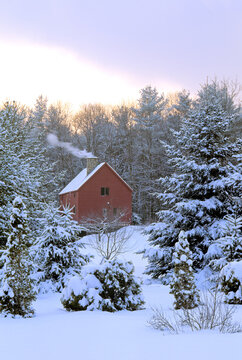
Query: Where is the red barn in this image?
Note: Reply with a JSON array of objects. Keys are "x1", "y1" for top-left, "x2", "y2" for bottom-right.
[{"x1": 59, "y1": 158, "x2": 132, "y2": 224}]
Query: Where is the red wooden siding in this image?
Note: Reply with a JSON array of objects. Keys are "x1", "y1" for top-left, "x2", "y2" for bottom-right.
[{"x1": 59, "y1": 163, "x2": 132, "y2": 224}]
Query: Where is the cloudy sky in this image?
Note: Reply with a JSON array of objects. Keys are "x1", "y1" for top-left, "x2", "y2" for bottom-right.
[{"x1": 0, "y1": 0, "x2": 241, "y2": 108}]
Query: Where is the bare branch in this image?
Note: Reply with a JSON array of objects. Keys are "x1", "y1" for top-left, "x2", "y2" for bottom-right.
[{"x1": 81, "y1": 212, "x2": 133, "y2": 262}]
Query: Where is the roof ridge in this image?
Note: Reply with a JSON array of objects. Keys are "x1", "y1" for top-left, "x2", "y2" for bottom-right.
[{"x1": 59, "y1": 162, "x2": 132, "y2": 195}]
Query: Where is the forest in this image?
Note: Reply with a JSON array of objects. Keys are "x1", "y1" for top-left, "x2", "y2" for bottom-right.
[{"x1": 0, "y1": 79, "x2": 241, "y2": 318}]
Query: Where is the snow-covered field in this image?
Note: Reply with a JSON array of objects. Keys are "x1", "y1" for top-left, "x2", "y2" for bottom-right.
[{"x1": 1, "y1": 226, "x2": 241, "y2": 360}]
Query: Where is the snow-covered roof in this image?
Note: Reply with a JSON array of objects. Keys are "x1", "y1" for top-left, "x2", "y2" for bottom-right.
[
  {"x1": 59, "y1": 162, "x2": 105, "y2": 195},
  {"x1": 59, "y1": 162, "x2": 132, "y2": 195}
]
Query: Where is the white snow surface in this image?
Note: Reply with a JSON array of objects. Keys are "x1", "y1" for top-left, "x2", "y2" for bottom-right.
[{"x1": 1, "y1": 225, "x2": 242, "y2": 360}]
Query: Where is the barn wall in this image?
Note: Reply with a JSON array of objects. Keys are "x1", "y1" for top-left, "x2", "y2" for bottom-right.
[
  {"x1": 59, "y1": 192, "x2": 78, "y2": 219},
  {"x1": 76, "y1": 164, "x2": 132, "y2": 223}
]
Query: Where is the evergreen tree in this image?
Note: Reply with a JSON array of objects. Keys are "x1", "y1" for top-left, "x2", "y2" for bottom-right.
[
  {"x1": 172, "y1": 90, "x2": 192, "y2": 119},
  {"x1": 0, "y1": 101, "x2": 63, "y2": 247},
  {"x1": 0, "y1": 103, "x2": 28, "y2": 245},
  {"x1": 144, "y1": 81, "x2": 242, "y2": 280},
  {"x1": 132, "y1": 86, "x2": 167, "y2": 220},
  {"x1": 170, "y1": 231, "x2": 200, "y2": 309},
  {"x1": 0, "y1": 197, "x2": 36, "y2": 317},
  {"x1": 164, "y1": 90, "x2": 191, "y2": 147},
  {"x1": 34, "y1": 205, "x2": 91, "y2": 292},
  {"x1": 32, "y1": 95, "x2": 48, "y2": 125}
]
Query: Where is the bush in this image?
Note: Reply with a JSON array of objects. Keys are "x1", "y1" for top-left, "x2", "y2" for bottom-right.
[
  {"x1": 220, "y1": 260, "x2": 242, "y2": 304},
  {"x1": 149, "y1": 288, "x2": 241, "y2": 334},
  {"x1": 61, "y1": 259, "x2": 144, "y2": 312}
]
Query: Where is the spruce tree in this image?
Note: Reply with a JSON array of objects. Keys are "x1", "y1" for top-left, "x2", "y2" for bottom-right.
[
  {"x1": 144, "y1": 81, "x2": 242, "y2": 280},
  {"x1": 132, "y1": 86, "x2": 168, "y2": 221},
  {"x1": 0, "y1": 101, "x2": 63, "y2": 247},
  {"x1": 170, "y1": 231, "x2": 200, "y2": 309},
  {"x1": 35, "y1": 205, "x2": 91, "y2": 292},
  {"x1": 0, "y1": 197, "x2": 36, "y2": 317}
]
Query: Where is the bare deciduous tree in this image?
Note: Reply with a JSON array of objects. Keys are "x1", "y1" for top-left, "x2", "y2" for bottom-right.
[{"x1": 82, "y1": 212, "x2": 133, "y2": 262}]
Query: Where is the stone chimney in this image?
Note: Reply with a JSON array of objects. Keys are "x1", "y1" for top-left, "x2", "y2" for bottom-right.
[{"x1": 86, "y1": 157, "x2": 98, "y2": 175}]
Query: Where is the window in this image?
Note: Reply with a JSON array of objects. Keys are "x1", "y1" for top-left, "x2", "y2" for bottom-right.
[
  {"x1": 113, "y1": 208, "x2": 117, "y2": 216},
  {"x1": 101, "y1": 187, "x2": 109, "y2": 196}
]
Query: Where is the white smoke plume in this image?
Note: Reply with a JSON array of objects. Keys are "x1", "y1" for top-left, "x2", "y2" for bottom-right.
[{"x1": 47, "y1": 133, "x2": 94, "y2": 159}]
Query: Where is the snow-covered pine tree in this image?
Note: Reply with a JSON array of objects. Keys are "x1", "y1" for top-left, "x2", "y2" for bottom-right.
[
  {"x1": 172, "y1": 90, "x2": 192, "y2": 119},
  {"x1": 0, "y1": 197, "x2": 36, "y2": 317},
  {"x1": 132, "y1": 86, "x2": 168, "y2": 221},
  {"x1": 34, "y1": 205, "x2": 91, "y2": 292},
  {"x1": 144, "y1": 80, "x2": 242, "y2": 281},
  {"x1": 0, "y1": 101, "x2": 64, "y2": 247},
  {"x1": 32, "y1": 95, "x2": 48, "y2": 126},
  {"x1": 170, "y1": 231, "x2": 200, "y2": 309},
  {"x1": 0, "y1": 103, "x2": 28, "y2": 246}
]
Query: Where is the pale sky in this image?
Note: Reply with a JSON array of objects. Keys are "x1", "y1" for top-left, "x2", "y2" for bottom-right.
[{"x1": 0, "y1": 0, "x2": 241, "y2": 109}]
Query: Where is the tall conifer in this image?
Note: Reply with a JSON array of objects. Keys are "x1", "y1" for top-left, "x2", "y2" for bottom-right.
[
  {"x1": 144, "y1": 81, "x2": 241, "y2": 280},
  {"x1": 0, "y1": 197, "x2": 36, "y2": 317}
]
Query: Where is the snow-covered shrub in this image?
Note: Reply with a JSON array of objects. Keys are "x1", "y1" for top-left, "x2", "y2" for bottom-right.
[
  {"x1": 170, "y1": 231, "x2": 200, "y2": 309},
  {"x1": 149, "y1": 288, "x2": 241, "y2": 334},
  {"x1": 0, "y1": 197, "x2": 36, "y2": 317},
  {"x1": 61, "y1": 259, "x2": 144, "y2": 312},
  {"x1": 220, "y1": 260, "x2": 242, "y2": 304}
]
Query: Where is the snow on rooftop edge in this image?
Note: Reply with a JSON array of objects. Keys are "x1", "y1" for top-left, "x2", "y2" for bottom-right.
[
  {"x1": 59, "y1": 163, "x2": 105, "y2": 195},
  {"x1": 59, "y1": 162, "x2": 132, "y2": 196}
]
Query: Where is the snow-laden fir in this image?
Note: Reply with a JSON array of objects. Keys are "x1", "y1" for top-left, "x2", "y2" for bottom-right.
[
  {"x1": 144, "y1": 81, "x2": 242, "y2": 281},
  {"x1": 0, "y1": 197, "x2": 36, "y2": 317},
  {"x1": 33, "y1": 205, "x2": 91, "y2": 293},
  {"x1": 170, "y1": 231, "x2": 200, "y2": 309},
  {"x1": 0, "y1": 101, "x2": 62, "y2": 247}
]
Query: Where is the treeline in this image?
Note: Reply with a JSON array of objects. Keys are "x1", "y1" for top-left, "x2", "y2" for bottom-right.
[{"x1": 1, "y1": 80, "x2": 241, "y2": 224}]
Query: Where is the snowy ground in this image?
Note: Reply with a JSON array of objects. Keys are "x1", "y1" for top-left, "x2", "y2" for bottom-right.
[{"x1": 0, "y1": 226, "x2": 241, "y2": 360}]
